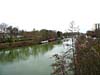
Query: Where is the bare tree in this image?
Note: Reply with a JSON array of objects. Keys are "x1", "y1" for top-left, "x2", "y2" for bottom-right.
[
  {"x1": 51, "y1": 21, "x2": 79, "y2": 75},
  {"x1": 0, "y1": 23, "x2": 8, "y2": 33},
  {"x1": 0, "y1": 23, "x2": 8, "y2": 42}
]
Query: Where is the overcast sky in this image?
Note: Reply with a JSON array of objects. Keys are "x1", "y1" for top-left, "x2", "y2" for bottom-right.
[{"x1": 0, "y1": 0, "x2": 100, "y2": 33}]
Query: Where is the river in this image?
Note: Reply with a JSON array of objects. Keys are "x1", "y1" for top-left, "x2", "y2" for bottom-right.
[{"x1": 0, "y1": 40, "x2": 72, "y2": 75}]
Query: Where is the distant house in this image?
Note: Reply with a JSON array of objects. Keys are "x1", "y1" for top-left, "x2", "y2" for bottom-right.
[{"x1": 86, "y1": 31, "x2": 95, "y2": 38}]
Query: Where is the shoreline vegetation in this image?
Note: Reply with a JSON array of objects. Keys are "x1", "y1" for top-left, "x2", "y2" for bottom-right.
[
  {"x1": 0, "y1": 39, "x2": 62, "y2": 50},
  {"x1": 75, "y1": 35, "x2": 100, "y2": 75},
  {"x1": 74, "y1": 26, "x2": 100, "y2": 75},
  {"x1": 0, "y1": 23, "x2": 64, "y2": 49}
]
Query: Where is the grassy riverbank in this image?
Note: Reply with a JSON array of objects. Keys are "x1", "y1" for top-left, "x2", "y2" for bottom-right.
[
  {"x1": 0, "y1": 40, "x2": 37, "y2": 50},
  {"x1": 0, "y1": 39, "x2": 62, "y2": 50}
]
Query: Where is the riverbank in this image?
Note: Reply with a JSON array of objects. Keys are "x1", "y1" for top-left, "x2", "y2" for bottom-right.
[
  {"x1": 0, "y1": 39, "x2": 61, "y2": 50},
  {"x1": 0, "y1": 40, "x2": 37, "y2": 49},
  {"x1": 75, "y1": 35, "x2": 100, "y2": 75}
]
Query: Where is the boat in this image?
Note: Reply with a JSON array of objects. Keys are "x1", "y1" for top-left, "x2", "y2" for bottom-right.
[{"x1": 41, "y1": 40, "x2": 48, "y2": 44}]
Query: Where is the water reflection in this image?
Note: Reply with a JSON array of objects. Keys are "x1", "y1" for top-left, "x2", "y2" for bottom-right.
[{"x1": 0, "y1": 41, "x2": 62, "y2": 63}]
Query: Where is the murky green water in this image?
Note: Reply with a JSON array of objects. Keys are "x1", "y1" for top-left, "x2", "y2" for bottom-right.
[{"x1": 0, "y1": 41, "x2": 67, "y2": 75}]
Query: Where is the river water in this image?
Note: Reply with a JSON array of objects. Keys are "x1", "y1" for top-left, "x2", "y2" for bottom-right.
[{"x1": 0, "y1": 41, "x2": 72, "y2": 75}]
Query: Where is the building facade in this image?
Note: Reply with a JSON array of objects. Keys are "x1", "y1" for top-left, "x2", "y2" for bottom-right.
[{"x1": 95, "y1": 23, "x2": 100, "y2": 30}]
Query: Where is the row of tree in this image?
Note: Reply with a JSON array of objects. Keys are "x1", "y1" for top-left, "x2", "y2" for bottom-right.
[{"x1": 0, "y1": 23, "x2": 63, "y2": 44}]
